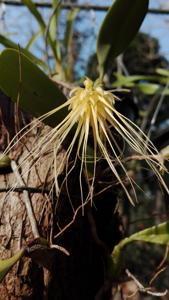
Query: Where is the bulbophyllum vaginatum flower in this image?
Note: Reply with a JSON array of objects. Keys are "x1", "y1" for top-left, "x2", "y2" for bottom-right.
[{"x1": 6, "y1": 78, "x2": 168, "y2": 205}]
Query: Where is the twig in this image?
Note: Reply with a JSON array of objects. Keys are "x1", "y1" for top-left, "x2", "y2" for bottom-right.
[
  {"x1": 54, "y1": 197, "x2": 90, "y2": 239},
  {"x1": 11, "y1": 160, "x2": 40, "y2": 239},
  {"x1": 1, "y1": 1, "x2": 169, "y2": 15},
  {"x1": 149, "y1": 246, "x2": 169, "y2": 285},
  {"x1": 121, "y1": 154, "x2": 167, "y2": 164},
  {"x1": 148, "y1": 80, "x2": 169, "y2": 138},
  {"x1": 141, "y1": 93, "x2": 159, "y2": 132},
  {"x1": 156, "y1": 246, "x2": 169, "y2": 271},
  {"x1": 51, "y1": 78, "x2": 74, "y2": 90},
  {"x1": 149, "y1": 266, "x2": 167, "y2": 286},
  {"x1": 126, "y1": 269, "x2": 168, "y2": 297},
  {"x1": 0, "y1": 186, "x2": 50, "y2": 193},
  {"x1": 50, "y1": 244, "x2": 70, "y2": 256}
]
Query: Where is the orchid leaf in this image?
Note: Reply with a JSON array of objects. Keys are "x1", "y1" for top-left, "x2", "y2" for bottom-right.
[
  {"x1": 128, "y1": 221, "x2": 169, "y2": 245},
  {"x1": 137, "y1": 83, "x2": 169, "y2": 95},
  {"x1": 97, "y1": 0, "x2": 149, "y2": 78},
  {"x1": 21, "y1": 0, "x2": 46, "y2": 31},
  {"x1": 112, "y1": 73, "x2": 167, "y2": 88},
  {"x1": 26, "y1": 30, "x2": 42, "y2": 50},
  {"x1": 156, "y1": 68, "x2": 169, "y2": 77},
  {"x1": 0, "y1": 249, "x2": 25, "y2": 282},
  {"x1": 0, "y1": 34, "x2": 47, "y2": 69},
  {"x1": 22, "y1": 0, "x2": 59, "y2": 62},
  {"x1": 137, "y1": 83, "x2": 161, "y2": 95},
  {"x1": 112, "y1": 73, "x2": 169, "y2": 95},
  {"x1": 0, "y1": 49, "x2": 67, "y2": 127},
  {"x1": 50, "y1": 0, "x2": 60, "y2": 42},
  {"x1": 64, "y1": 9, "x2": 79, "y2": 52},
  {"x1": 111, "y1": 221, "x2": 169, "y2": 276},
  {"x1": 63, "y1": 8, "x2": 79, "y2": 80}
]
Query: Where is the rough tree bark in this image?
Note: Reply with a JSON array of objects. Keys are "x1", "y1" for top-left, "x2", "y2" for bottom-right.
[{"x1": 0, "y1": 92, "x2": 122, "y2": 300}]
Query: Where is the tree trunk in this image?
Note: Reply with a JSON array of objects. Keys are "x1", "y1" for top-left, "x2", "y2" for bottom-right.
[{"x1": 0, "y1": 93, "x2": 122, "y2": 300}]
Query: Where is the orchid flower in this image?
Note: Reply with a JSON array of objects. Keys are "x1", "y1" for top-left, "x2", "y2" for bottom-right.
[{"x1": 5, "y1": 78, "x2": 168, "y2": 206}]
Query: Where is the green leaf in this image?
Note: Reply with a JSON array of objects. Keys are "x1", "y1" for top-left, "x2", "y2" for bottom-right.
[
  {"x1": 137, "y1": 83, "x2": 160, "y2": 95},
  {"x1": 50, "y1": 0, "x2": 60, "y2": 42},
  {"x1": 21, "y1": 0, "x2": 46, "y2": 31},
  {"x1": 156, "y1": 68, "x2": 169, "y2": 77},
  {"x1": 63, "y1": 8, "x2": 79, "y2": 80},
  {"x1": 137, "y1": 83, "x2": 169, "y2": 95},
  {"x1": 112, "y1": 73, "x2": 167, "y2": 88},
  {"x1": 128, "y1": 221, "x2": 169, "y2": 245},
  {"x1": 26, "y1": 30, "x2": 42, "y2": 50},
  {"x1": 0, "y1": 49, "x2": 67, "y2": 127},
  {"x1": 112, "y1": 73, "x2": 138, "y2": 88},
  {"x1": 111, "y1": 221, "x2": 169, "y2": 276},
  {"x1": 64, "y1": 9, "x2": 78, "y2": 52},
  {"x1": 48, "y1": 0, "x2": 62, "y2": 68},
  {"x1": 0, "y1": 249, "x2": 25, "y2": 282},
  {"x1": 0, "y1": 34, "x2": 47, "y2": 69},
  {"x1": 22, "y1": 0, "x2": 59, "y2": 62},
  {"x1": 97, "y1": 0, "x2": 149, "y2": 78}
]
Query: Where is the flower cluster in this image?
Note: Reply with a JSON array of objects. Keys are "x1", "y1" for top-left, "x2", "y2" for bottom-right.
[{"x1": 5, "y1": 78, "x2": 168, "y2": 205}]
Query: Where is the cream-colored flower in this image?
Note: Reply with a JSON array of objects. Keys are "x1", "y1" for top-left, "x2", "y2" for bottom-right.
[{"x1": 6, "y1": 78, "x2": 168, "y2": 205}]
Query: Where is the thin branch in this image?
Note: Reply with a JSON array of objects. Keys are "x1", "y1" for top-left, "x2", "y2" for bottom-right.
[
  {"x1": 1, "y1": 1, "x2": 169, "y2": 14},
  {"x1": 51, "y1": 78, "x2": 74, "y2": 90},
  {"x1": 54, "y1": 197, "x2": 90, "y2": 239},
  {"x1": 50, "y1": 244, "x2": 70, "y2": 256},
  {"x1": 0, "y1": 186, "x2": 50, "y2": 193},
  {"x1": 11, "y1": 160, "x2": 40, "y2": 239},
  {"x1": 149, "y1": 266, "x2": 167, "y2": 286},
  {"x1": 147, "y1": 80, "x2": 169, "y2": 139},
  {"x1": 126, "y1": 269, "x2": 168, "y2": 297},
  {"x1": 141, "y1": 93, "x2": 159, "y2": 132},
  {"x1": 149, "y1": 246, "x2": 169, "y2": 285},
  {"x1": 156, "y1": 246, "x2": 169, "y2": 271}
]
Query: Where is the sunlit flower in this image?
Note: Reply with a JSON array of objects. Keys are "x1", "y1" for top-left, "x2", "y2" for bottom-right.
[{"x1": 6, "y1": 78, "x2": 168, "y2": 205}]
